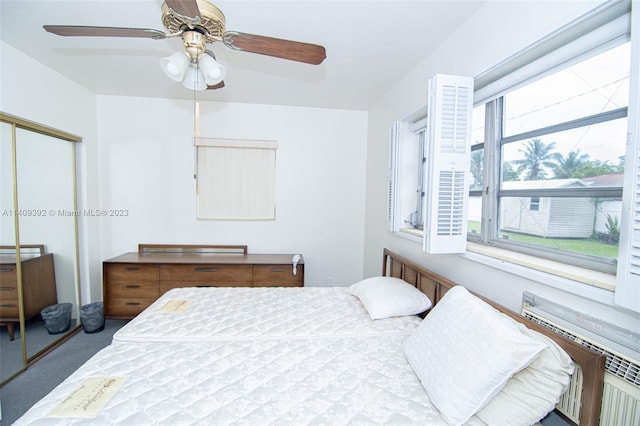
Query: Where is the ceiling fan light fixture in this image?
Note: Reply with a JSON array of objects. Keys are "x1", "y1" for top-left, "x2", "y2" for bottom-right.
[
  {"x1": 199, "y1": 52, "x2": 226, "y2": 85},
  {"x1": 160, "y1": 51, "x2": 189, "y2": 81},
  {"x1": 182, "y1": 64, "x2": 207, "y2": 91}
]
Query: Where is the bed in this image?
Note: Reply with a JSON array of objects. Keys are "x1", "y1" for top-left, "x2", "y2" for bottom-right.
[
  {"x1": 14, "y1": 249, "x2": 605, "y2": 426},
  {"x1": 112, "y1": 286, "x2": 425, "y2": 343}
]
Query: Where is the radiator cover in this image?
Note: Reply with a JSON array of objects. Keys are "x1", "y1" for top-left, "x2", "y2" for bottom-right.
[{"x1": 521, "y1": 293, "x2": 640, "y2": 425}]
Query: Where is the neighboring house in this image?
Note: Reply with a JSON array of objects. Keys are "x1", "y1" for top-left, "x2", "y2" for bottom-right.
[
  {"x1": 501, "y1": 179, "x2": 595, "y2": 238},
  {"x1": 583, "y1": 174, "x2": 625, "y2": 235},
  {"x1": 499, "y1": 174, "x2": 623, "y2": 238}
]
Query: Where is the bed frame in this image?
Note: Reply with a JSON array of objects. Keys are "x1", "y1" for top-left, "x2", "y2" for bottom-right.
[{"x1": 382, "y1": 248, "x2": 605, "y2": 426}]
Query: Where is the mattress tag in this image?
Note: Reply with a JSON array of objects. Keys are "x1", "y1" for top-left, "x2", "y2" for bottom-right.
[
  {"x1": 48, "y1": 376, "x2": 126, "y2": 418},
  {"x1": 158, "y1": 299, "x2": 191, "y2": 313}
]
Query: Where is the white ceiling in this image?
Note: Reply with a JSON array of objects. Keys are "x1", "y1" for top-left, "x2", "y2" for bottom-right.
[{"x1": 1, "y1": 0, "x2": 485, "y2": 111}]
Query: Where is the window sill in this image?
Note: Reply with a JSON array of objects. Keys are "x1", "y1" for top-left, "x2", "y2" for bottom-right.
[
  {"x1": 395, "y1": 228, "x2": 424, "y2": 244},
  {"x1": 463, "y1": 242, "x2": 616, "y2": 303}
]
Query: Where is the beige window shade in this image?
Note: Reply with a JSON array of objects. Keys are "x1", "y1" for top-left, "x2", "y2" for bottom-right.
[{"x1": 195, "y1": 138, "x2": 277, "y2": 220}]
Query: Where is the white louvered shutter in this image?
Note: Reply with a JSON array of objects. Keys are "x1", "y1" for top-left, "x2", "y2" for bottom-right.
[
  {"x1": 423, "y1": 74, "x2": 474, "y2": 254},
  {"x1": 387, "y1": 122, "x2": 401, "y2": 231},
  {"x1": 615, "y1": 2, "x2": 640, "y2": 313},
  {"x1": 615, "y1": 157, "x2": 640, "y2": 312}
]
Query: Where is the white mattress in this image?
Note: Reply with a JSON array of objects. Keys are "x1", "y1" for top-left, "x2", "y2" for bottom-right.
[
  {"x1": 112, "y1": 287, "x2": 423, "y2": 343},
  {"x1": 15, "y1": 335, "x2": 486, "y2": 425}
]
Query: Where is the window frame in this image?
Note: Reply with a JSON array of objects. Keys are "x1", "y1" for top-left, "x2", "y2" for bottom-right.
[
  {"x1": 470, "y1": 34, "x2": 630, "y2": 275},
  {"x1": 389, "y1": 115, "x2": 428, "y2": 237}
]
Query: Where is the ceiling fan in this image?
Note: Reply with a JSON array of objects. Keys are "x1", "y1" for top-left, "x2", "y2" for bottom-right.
[{"x1": 43, "y1": 0, "x2": 327, "y2": 91}]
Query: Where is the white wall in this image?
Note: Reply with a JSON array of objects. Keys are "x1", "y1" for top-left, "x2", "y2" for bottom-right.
[
  {"x1": 363, "y1": 0, "x2": 640, "y2": 331},
  {"x1": 96, "y1": 95, "x2": 368, "y2": 288}
]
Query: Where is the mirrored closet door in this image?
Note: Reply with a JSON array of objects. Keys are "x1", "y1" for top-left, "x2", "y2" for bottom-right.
[{"x1": 0, "y1": 113, "x2": 82, "y2": 385}]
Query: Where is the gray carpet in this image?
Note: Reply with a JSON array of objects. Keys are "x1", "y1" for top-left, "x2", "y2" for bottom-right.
[
  {"x1": 0, "y1": 320, "x2": 127, "y2": 425},
  {"x1": 0, "y1": 317, "x2": 67, "y2": 384}
]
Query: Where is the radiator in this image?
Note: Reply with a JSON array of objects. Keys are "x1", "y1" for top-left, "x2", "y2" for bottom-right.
[{"x1": 521, "y1": 300, "x2": 640, "y2": 426}]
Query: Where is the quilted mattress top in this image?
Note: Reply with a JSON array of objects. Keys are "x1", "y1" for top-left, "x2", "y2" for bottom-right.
[
  {"x1": 15, "y1": 335, "x2": 486, "y2": 425},
  {"x1": 112, "y1": 287, "x2": 423, "y2": 343}
]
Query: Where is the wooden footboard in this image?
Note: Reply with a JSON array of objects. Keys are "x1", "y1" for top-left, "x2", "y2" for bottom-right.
[{"x1": 382, "y1": 248, "x2": 605, "y2": 426}]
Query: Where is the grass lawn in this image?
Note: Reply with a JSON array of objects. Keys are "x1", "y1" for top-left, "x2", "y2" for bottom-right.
[{"x1": 467, "y1": 221, "x2": 618, "y2": 259}]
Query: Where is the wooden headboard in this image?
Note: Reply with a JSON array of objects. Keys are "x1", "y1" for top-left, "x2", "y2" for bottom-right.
[{"x1": 382, "y1": 248, "x2": 605, "y2": 426}]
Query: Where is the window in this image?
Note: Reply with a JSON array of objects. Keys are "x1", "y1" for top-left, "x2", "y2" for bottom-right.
[
  {"x1": 388, "y1": 120, "x2": 427, "y2": 235},
  {"x1": 196, "y1": 137, "x2": 277, "y2": 220},
  {"x1": 469, "y1": 3, "x2": 631, "y2": 276},
  {"x1": 529, "y1": 197, "x2": 540, "y2": 211}
]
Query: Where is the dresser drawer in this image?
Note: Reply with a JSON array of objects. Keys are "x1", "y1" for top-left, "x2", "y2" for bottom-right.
[
  {"x1": 253, "y1": 264, "x2": 303, "y2": 283},
  {"x1": 159, "y1": 264, "x2": 253, "y2": 283},
  {"x1": 0, "y1": 299, "x2": 19, "y2": 317},
  {"x1": 106, "y1": 298, "x2": 156, "y2": 317},
  {"x1": 107, "y1": 281, "x2": 159, "y2": 298},
  {"x1": 160, "y1": 281, "x2": 252, "y2": 293},
  {"x1": 105, "y1": 264, "x2": 158, "y2": 281},
  {"x1": 0, "y1": 264, "x2": 17, "y2": 283},
  {"x1": 253, "y1": 281, "x2": 302, "y2": 288},
  {"x1": 0, "y1": 282, "x2": 18, "y2": 298}
]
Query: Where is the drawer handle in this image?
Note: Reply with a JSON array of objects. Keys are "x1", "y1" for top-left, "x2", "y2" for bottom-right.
[
  {"x1": 0, "y1": 286, "x2": 15, "y2": 291},
  {"x1": 271, "y1": 268, "x2": 285, "y2": 272},
  {"x1": 0, "y1": 304, "x2": 17, "y2": 308},
  {"x1": 125, "y1": 302, "x2": 141, "y2": 306},
  {"x1": 125, "y1": 267, "x2": 141, "y2": 271},
  {"x1": 0, "y1": 268, "x2": 14, "y2": 272},
  {"x1": 195, "y1": 267, "x2": 219, "y2": 272},
  {"x1": 125, "y1": 285, "x2": 141, "y2": 288}
]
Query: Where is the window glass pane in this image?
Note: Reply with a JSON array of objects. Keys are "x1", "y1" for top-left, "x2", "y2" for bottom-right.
[
  {"x1": 468, "y1": 195, "x2": 482, "y2": 237},
  {"x1": 397, "y1": 127, "x2": 422, "y2": 231},
  {"x1": 503, "y1": 42, "x2": 630, "y2": 137},
  {"x1": 501, "y1": 117, "x2": 626, "y2": 187},
  {"x1": 471, "y1": 105, "x2": 485, "y2": 145},
  {"x1": 470, "y1": 147, "x2": 484, "y2": 191},
  {"x1": 498, "y1": 196, "x2": 621, "y2": 260}
]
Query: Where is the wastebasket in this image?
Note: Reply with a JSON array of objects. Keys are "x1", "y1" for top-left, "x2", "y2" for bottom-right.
[
  {"x1": 80, "y1": 302, "x2": 104, "y2": 333},
  {"x1": 41, "y1": 303, "x2": 72, "y2": 334}
]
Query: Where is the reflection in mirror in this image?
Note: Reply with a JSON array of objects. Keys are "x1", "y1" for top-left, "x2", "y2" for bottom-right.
[
  {"x1": 0, "y1": 113, "x2": 82, "y2": 386},
  {"x1": 15, "y1": 129, "x2": 81, "y2": 361},
  {"x1": 0, "y1": 121, "x2": 24, "y2": 383}
]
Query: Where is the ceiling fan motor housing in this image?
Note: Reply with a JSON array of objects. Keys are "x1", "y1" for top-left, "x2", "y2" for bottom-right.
[{"x1": 161, "y1": 0, "x2": 226, "y2": 42}]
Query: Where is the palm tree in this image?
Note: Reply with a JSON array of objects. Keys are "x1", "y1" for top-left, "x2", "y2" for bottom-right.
[
  {"x1": 502, "y1": 161, "x2": 520, "y2": 181},
  {"x1": 552, "y1": 150, "x2": 589, "y2": 178},
  {"x1": 512, "y1": 138, "x2": 560, "y2": 180}
]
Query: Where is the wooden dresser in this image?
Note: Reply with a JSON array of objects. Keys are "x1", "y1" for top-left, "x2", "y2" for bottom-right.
[
  {"x1": 103, "y1": 245, "x2": 304, "y2": 319},
  {"x1": 0, "y1": 245, "x2": 58, "y2": 340}
]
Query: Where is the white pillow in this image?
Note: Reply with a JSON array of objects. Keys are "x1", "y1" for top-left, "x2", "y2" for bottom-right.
[
  {"x1": 476, "y1": 324, "x2": 575, "y2": 425},
  {"x1": 347, "y1": 276, "x2": 432, "y2": 319},
  {"x1": 402, "y1": 286, "x2": 547, "y2": 425}
]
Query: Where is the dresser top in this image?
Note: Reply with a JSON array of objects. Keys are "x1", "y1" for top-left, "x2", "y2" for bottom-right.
[
  {"x1": 0, "y1": 253, "x2": 52, "y2": 265},
  {"x1": 104, "y1": 252, "x2": 304, "y2": 265}
]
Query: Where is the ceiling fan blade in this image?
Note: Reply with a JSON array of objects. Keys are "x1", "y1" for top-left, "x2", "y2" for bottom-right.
[
  {"x1": 207, "y1": 81, "x2": 225, "y2": 90},
  {"x1": 165, "y1": 0, "x2": 201, "y2": 20},
  {"x1": 44, "y1": 25, "x2": 166, "y2": 39},
  {"x1": 223, "y1": 32, "x2": 326, "y2": 65}
]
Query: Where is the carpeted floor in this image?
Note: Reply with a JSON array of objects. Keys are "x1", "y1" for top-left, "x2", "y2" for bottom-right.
[{"x1": 0, "y1": 320, "x2": 127, "y2": 425}]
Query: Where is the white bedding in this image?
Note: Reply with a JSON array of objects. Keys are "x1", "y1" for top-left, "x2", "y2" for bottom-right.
[
  {"x1": 112, "y1": 287, "x2": 423, "y2": 343},
  {"x1": 14, "y1": 335, "x2": 487, "y2": 425}
]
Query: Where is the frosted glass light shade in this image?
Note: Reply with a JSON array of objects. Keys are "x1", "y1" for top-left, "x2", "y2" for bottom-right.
[
  {"x1": 199, "y1": 54, "x2": 226, "y2": 85},
  {"x1": 159, "y1": 52, "x2": 189, "y2": 82},
  {"x1": 182, "y1": 65, "x2": 207, "y2": 90}
]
